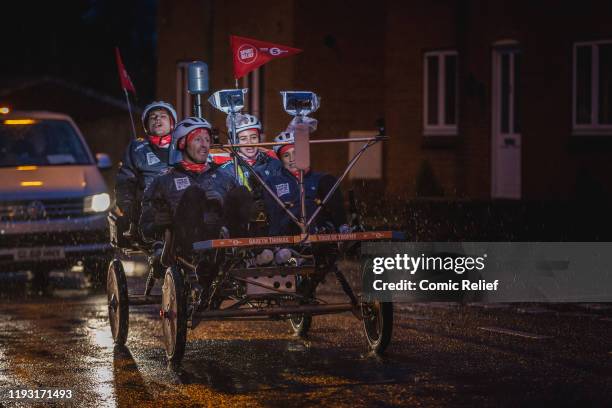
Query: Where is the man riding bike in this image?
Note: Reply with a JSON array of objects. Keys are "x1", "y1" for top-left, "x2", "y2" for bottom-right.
[
  {"x1": 264, "y1": 131, "x2": 349, "y2": 237},
  {"x1": 114, "y1": 101, "x2": 178, "y2": 233},
  {"x1": 140, "y1": 117, "x2": 251, "y2": 256},
  {"x1": 219, "y1": 113, "x2": 282, "y2": 235},
  {"x1": 219, "y1": 113, "x2": 282, "y2": 186}
]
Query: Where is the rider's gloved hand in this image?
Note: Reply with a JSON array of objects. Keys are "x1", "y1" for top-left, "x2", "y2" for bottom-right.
[
  {"x1": 205, "y1": 189, "x2": 224, "y2": 208},
  {"x1": 153, "y1": 210, "x2": 172, "y2": 231}
]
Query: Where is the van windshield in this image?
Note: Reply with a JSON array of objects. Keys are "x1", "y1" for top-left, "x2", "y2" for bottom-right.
[{"x1": 0, "y1": 119, "x2": 92, "y2": 167}]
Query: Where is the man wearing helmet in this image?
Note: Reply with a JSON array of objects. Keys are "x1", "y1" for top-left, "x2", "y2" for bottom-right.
[
  {"x1": 264, "y1": 131, "x2": 349, "y2": 237},
  {"x1": 140, "y1": 117, "x2": 251, "y2": 255},
  {"x1": 218, "y1": 113, "x2": 282, "y2": 234},
  {"x1": 114, "y1": 101, "x2": 178, "y2": 230},
  {"x1": 219, "y1": 113, "x2": 282, "y2": 187}
]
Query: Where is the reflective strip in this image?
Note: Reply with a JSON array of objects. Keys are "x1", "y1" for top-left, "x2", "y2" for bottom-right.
[{"x1": 193, "y1": 230, "x2": 403, "y2": 251}]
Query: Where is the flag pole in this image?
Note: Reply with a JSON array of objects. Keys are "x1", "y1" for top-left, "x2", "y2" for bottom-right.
[{"x1": 123, "y1": 89, "x2": 138, "y2": 139}]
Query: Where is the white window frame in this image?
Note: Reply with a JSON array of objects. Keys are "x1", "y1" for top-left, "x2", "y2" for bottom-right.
[
  {"x1": 176, "y1": 61, "x2": 192, "y2": 119},
  {"x1": 572, "y1": 40, "x2": 612, "y2": 135},
  {"x1": 423, "y1": 50, "x2": 458, "y2": 136}
]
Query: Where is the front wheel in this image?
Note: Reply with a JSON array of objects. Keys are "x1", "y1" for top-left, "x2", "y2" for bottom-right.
[
  {"x1": 161, "y1": 266, "x2": 187, "y2": 364},
  {"x1": 107, "y1": 260, "x2": 129, "y2": 346},
  {"x1": 362, "y1": 301, "x2": 393, "y2": 355}
]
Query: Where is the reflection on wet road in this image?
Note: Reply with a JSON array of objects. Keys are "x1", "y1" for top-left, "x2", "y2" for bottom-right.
[{"x1": 0, "y1": 271, "x2": 611, "y2": 407}]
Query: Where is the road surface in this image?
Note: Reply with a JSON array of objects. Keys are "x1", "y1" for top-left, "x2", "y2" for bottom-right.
[{"x1": 0, "y1": 268, "x2": 611, "y2": 407}]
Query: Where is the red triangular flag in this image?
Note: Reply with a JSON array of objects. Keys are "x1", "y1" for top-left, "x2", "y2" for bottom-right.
[
  {"x1": 231, "y1": 35, "x2": 302, "y2": 79},
  {"x1": 115, "y1": 47, "x2": 136, "y2": 94}
]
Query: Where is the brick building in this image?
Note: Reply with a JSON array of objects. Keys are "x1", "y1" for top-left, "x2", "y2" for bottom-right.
[{"x1": 156, "y1": 0, "x2": 612, "y2": 201}]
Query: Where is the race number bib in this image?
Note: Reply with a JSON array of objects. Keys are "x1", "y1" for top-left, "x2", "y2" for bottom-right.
[
  {"x1": 174, "y1": 177, "x2": 191, "y2": 191},
  {"x1": 146, "y1": 152, "x2": 161, "y2": 165},
  {"x1": 275, "y1": 183, "x2": 290, "y2": 197}
]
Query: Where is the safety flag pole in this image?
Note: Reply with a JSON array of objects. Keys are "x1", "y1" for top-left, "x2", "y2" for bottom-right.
[
  {"x1": 123, "y1": 89, "x2": 137, "y2": 139},
  {"x1": 115, "y1": 47, "x2": 138, "y2": 139}
]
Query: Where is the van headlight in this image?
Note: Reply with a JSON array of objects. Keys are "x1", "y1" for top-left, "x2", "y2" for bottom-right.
[{"x1": 84, "y1": 193, "x2": 110, "y2": 213}]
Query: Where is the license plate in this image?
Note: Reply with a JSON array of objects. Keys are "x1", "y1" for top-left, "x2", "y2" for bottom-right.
[{"x1": 14, "y1": 247, "x2": 65, "y2": 261}]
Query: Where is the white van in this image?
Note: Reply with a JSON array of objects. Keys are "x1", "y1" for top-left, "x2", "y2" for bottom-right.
[{"x1": 0, "y1": 110, "x2": 112, "y2": 286}]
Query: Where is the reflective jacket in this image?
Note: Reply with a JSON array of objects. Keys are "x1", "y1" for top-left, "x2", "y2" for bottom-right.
[
  {"x1": 139, "y1": 163, "x2": 238, "y2": 241},
  {"x1": 263, "y1": 168, "x2": 346, "y2": 236},
  {"x1": 218, "y1": 149, "x2": 282, "y2": 192},
  {"x1": 115, "y1": 138, "x2": 170, "y2": 220}
]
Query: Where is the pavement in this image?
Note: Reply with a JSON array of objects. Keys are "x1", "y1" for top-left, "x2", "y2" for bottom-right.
[{"x1": 0, "y1": 267, "x2": 611, "y2": 407}]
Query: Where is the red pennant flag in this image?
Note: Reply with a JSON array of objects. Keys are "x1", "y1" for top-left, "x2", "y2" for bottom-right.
[
  {"x1": 114, "y1": 47, "x2": 136, "y2": 94},
  {"x1": 231, "y1": 35, "x2": 302, "y2": 79}
]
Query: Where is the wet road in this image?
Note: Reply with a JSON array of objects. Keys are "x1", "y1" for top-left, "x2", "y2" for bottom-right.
[{"x1": 0, "y1": 269, "x2": 611, "y2": 407}]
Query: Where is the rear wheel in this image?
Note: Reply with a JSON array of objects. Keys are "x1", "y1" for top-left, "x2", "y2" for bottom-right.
[
  {"x1": 107, "y1": 260, "x2": 129, "y2": 346},
  {"x1": 161, "y1": 266, "x2": 187, "y2": 365},
  {"x1": 362, "y1": 301, "x2": 393, "y2": 355}
]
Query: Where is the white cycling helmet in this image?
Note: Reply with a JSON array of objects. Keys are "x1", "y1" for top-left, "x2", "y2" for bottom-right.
[
  {"x1": 227, "y1": 113, "x2": 262, "y2": 138},
  {"x1": 169, "y1": 117, "x2": 213, "y2": 164},
  {"x1": 273, "y1": 131, "x2": 294, "y2": 153},
  {"x1": 142, "y1": 101, "x2": 178, "y2": 132},
  {"x1": 173, "y1": 117, "x2": 212, "y2": 147}
]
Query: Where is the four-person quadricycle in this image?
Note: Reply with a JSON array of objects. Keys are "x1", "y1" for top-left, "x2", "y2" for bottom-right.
[{"x1": 106, "y1": 69, "x2": 404, "y2": 365}]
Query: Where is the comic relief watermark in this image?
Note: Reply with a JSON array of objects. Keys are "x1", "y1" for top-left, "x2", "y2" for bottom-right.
[{"x1": 361, "y1": 242, "x2": 612, "y2": 302}]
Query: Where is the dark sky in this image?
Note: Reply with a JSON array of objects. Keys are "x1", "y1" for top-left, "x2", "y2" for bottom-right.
[{"x1": 0, "y1": 0, "x2": 157, "y2": 102}]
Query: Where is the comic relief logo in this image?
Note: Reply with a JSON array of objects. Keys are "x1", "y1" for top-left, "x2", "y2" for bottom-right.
[{"x1": 237, "y1": 44, "x2": 258, "y2": 64}]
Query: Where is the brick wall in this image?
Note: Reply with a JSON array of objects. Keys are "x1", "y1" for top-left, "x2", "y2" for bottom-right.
[
  {"x1": 385, "y1": 1, "x2": 459, "y2": 196},
  {"x1": 157, "y1": 0, "x2": 295, "y2": 140},
  {"x1": 156, "y1": 0, "x2": 612, "y2": 201},
  {"x1": 292, "y1": 0, "x2": 386, "y2": 177}
]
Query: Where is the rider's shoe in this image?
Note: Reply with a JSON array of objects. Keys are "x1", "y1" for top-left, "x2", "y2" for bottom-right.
[
  {"x1": 274, "y1": 248, "x2": 306, "y2": 267},
  {"x1": 244, "y1": 249, "x2": 274, "y2": 268},
  {"x1": 338, "y1": 224, "x2": 352, "y2": 234},
  {"x1": 274, "y1": 248, "x2": 292, "y2": 265}
]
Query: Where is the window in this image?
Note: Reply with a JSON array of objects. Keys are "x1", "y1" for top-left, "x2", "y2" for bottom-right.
[
  {"x1": 423, "y1": 50, "x2": 458, "y2": 135},
  {"x1": 0, "y1": 120, "x2": 91, "y2": 167},
  {"x1": 573, "y1": 40, "x2": 612, "y2": 133},
  {"x1": 241, "y1": 66, "x2": 265, "y2": 123},
  {"x1": 176, "y1": 62, "x2": 192, "y2": 119}
]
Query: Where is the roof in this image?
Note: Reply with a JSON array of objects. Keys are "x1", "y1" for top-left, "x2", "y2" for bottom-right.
[{"x1": 0, "y1": 76, "x2": 142, "y2": 114}]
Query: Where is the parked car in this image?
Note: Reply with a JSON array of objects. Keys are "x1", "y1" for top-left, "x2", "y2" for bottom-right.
[{"x1": 0, "y1": 110, "x2": 112, "y2": 287}]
